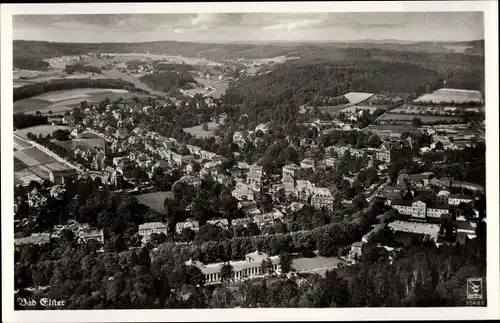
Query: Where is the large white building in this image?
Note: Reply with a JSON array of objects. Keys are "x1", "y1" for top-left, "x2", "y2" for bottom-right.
[
  {"x1": 448, "y1": 194, "x2": 473, "y2": 206},
  {"x1": 139, "y1": 222, "x2": 168, "y2": 243},
  {"x1": 185, "y1": 250, "x2": 281, "y2": 284},
  {"x1": 391, "y1": 199, "x2": 450, "y2": 220}
]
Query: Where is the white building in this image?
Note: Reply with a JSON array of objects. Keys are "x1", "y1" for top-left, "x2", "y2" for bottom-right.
[
  {"x1": 448, "y1": 194, "x2": 473, "y2": 206},
  {"x1": 185, "y1": 250, "x2": 281, "y2": 284},
  {"x1": 139, "y1": 222, "x2": 168, "y2": 243}
]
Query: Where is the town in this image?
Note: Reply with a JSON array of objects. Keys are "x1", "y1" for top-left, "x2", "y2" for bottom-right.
[{"x1": 11, "y1": 11, "x2": 488, "y2": 310}]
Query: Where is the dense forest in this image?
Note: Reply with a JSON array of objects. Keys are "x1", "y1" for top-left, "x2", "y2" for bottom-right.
[
  {"x1": 222, "y1": 60, "x2": 443, "y2": 119},
  {"x1": 64, "y1": 63, "x2": 102, "y2": 75},
  {"x1": 13, "y1": 78, "x2": 149, "y2": 102},
  {"x1": 13, "y1": 57, "x2": 50, "y2": 71},
  {"x1": 139, "y1": 71, "x2": 197, "y2": 94}
]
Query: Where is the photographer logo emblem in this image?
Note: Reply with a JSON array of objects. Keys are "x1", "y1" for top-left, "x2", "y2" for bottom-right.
[{"x1": 467, "y1": 278, "x2": 483, "y2": 301}]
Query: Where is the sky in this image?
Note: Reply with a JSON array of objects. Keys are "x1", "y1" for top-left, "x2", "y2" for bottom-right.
[{"x1": 13, "y1": 12, "x2": 484, "y2": 43}]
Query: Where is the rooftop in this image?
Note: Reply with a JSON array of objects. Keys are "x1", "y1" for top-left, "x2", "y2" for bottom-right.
[{"x1": 139, "y1": 222, "x2": 168, "y2": 230}]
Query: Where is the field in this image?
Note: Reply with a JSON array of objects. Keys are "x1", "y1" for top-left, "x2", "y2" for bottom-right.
[
  {"x1": 292, "y1": 256, "x2": 346, "y2": 276},
  {"x1": 14, "y1": 88, "x2": 141, "y2": 115},
  {"x1": 15, "y1": 125, "x2": 71, "y2": 139},
  {"x1": 54, "y1": 138, "x2": 106, "y2": 152},
  {"x1": 13, "y1": 141, "x2": 72, "y2": 185},
  {"x1": 343, "y1": 92, "x2": 375, "y2": 104},
  {"x1": 136, "y1": 191, "x2": 173, "y2": 214},
  {"x1": 183, "y1": 121, "x2": 220, "y2": 139},
  {"x1": 413, "y1": 88, "x2": 484, "y2": 104},
  {"x1": 251, "y1": 56, "x2": 300, "y2": 65},
  {"x1": 377, "y1": 113, "x2": 463, "y2": 123}
]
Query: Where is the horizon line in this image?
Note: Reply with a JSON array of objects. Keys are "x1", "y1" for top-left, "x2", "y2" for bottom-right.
[{"x1": 13, "y1": 38, "x2": 485, "y2": 45}]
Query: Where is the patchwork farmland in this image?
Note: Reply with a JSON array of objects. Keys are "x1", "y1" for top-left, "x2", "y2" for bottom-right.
[{"x1": 14, "y1": 88, "x2": 138, "y2": 115}]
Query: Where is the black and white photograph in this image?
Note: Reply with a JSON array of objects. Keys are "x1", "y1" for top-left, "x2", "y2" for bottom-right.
[{"x1": 1, "y1": 1, "x2": 499, "y2": 322}]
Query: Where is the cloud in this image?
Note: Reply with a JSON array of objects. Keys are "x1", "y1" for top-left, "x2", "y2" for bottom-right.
[{"x1": 262, "y1": 18, "x2": 327, "y2": 31}]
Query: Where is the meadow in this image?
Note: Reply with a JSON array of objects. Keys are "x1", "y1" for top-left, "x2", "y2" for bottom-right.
[
  {"x1": 136, "y1": 191, "x2": 173, "y2": 214},
  {"x1": 183, "y1": 121, "x2": 220, "y2": 139},
  {"x1": 413, "y1": 88, "x2": 484, "y2": 104}
]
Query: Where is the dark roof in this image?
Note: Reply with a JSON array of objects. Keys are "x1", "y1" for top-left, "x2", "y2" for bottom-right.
[
  {"x1": 50, "y1": 169, "x2": 77, "y2": 176},
  {"x1": 391, "y1": 199, "x2": 413, "y2": 206},
  {"x1": 393, "y1": 231, "x2": 426, "y2": 245},
  {"x1": 449, "y1": 194, "x2": 473, "y2": 200},
  {"x1": 427, "y1": 202, "x2": 450, "y2": 210},
  {"x1": 453, "y1": 220, "x2": 475, "y2": 232}
]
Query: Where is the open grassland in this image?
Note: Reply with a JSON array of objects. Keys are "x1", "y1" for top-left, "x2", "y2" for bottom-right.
[
  {"x1": 343, "y1": 92, "x2": 374, "y2": 104},
  {"x1": 136, "y1": 191, "x2": 173, "y2": 214},
  {"x1": 54, "y1": 138, "x2": 106, "y2": 152},
  {"x1": 14, "y1": 147, "x2": 57, "y2": 166},
  {"x1": 413, "y1": 88, "x2": 484, "y2": 104},
  {"x1": 183, "y1": 121, "x2": 219, "y2": 139},
  {"x1": 292, "y1": 256, "x2": 346, "y2": 276}
]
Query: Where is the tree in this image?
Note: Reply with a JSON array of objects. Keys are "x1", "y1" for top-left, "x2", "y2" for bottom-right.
[
  {"x1": 412, "y1": 117, "x2": 422, "y2": 127},
  {"x1": 220, "y1": 262, "x2": 234, "y2": 284},
  {"x1": 202, "y1": 123, "x2": 209, "y2": 131},
  {"x1": 435, "y1": 141, "x2": 444, "y2": 150},
  {"x1": 279, "y1": 253, "x2": 293, "y2": 274},
  {"x1": 261, "y1": 259, "x2": 274, "y2": 275}
]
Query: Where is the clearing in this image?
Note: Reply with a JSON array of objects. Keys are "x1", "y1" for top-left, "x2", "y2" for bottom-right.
[
  {"x1": 292, "y1": 256, "x2": 346, "y2": 276},
  {"x1": 413, "y1": 88, "x2": 484, "y2": 104},
  {"x1": 136, "y1": 191, "x2": 174, "y2": 214},
  {"x1": 183, "y1": 121, "x2": 220, "y2": 139}
]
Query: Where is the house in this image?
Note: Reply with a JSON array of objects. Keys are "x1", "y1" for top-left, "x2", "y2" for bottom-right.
[
  {"x1": 176, "y1": 219, "x2": 200, "y2": 234},
  {"x1": 300, "y1": 158, "x2": 316, "y2": 170},
  {"x1": 231, "y1": 217, "x2": 254, "y2": 228},
  {"x1": 324, "y1": 157, "x2": 340, "y2": 168},
  {"x1": 247, "y1": 165, "x2": 263, "y2": 191},
  {"x1": 255, "y1": 209, "x2": 283, "y2": 229},
  {"x1": 78, "y1": 229, "x2": 104, "y2": 244},
  {"x1": 448, "y1": 194, "x2": 473, "y2": 206},
  {"x1": 139, "y1": 222, "x2": 169, "y2": 242},
  {"x1": 391, "y1": 198, "x2": 450, "y2": 220},
  {"x1": 376, "y1": 142, "x2": 393, "y2": 163},
  {"x1": 282, "y1": 163, "x2": 301, "y2": 179},
  {"x1": 310, "y1": 187, "x2": 334, "y2": 210},
  {"x1": 50, "y1": 185, "x2": 66, "y2": 200},
  {"x1": 436, "y1": 190, "x2": 451, "y2": 204},
  {"x1": 49, "y1": 169, "x2": 77, "y2": 184},
  {"x1": 232, "y1": 183, "x2": 255, "y2": 201},
  {"x1": 388, "y1": 220, "x2": 440, "y2": 241},
  {"x1": 349, "y1": 241, "x2": 363, "y2": 260},
  {"x1": 27, "y1": 188, "x2": 47, "y2": 208},
  {"x1": 206, "y1": 219, "x2": 229, "y2": 230},
  {"x1": 185, "y1": 250, "x2": 281, "y2": 284}
]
